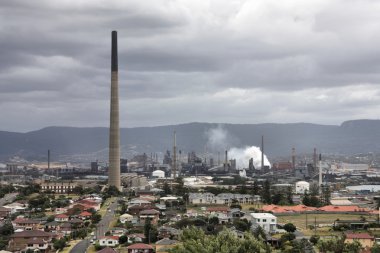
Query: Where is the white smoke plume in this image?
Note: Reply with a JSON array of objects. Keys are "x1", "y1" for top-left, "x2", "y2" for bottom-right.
[
  {"x1": 205, "y1": 126, "x2": 270, "y2": 169},
  {"x1": 205, "y1": 124, "x2": 239, "y2": 151},
  {"x1": 206, "y1": 125, "x2": 228, "y2": 150},
  {"x1": 228, "y1": 146, "x2": 271, "y2": 169}
]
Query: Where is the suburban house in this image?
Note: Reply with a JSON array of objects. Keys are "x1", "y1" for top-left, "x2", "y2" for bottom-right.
[
  {"x1": 13, "y1": 218, "x2": 42, "y2": 231},
  {"x1": 155, "y1": 238, "x2": 179, "y2": 253},
  {"x1": 3, "y1": 202, "x2": 28, "y2": 214},
  {"x1": 189, "y1": 192, "x2": 255, "y2": 205},
  {"x1": 98, "y1": 236, "x2": 119, "y2": 247},
  {"x1": 7, "y1": 230, "x2": 56, "y2": 252},
  {"x1": 108, "y1": 227, "x2": 128, "y2": 237},
  {"x1": 250, "y1": 213, "x2": 277, "y2": 233},
  {"x1": 139, "y1": 209, "x2": 160, "y2": 225},
  {"x1": 127, "y1": 243, "x2": 154, "y2": 253},
  {"x1": 127, "y1": 233, "x2": 145, "y2": 243},
  {"x1": 54, "y1": 214, "x2": 69, "y2": 222},
  {"x1": 345, "y1": 232, "x2": 375, "y2": 248},
  {"x1": 157, "y1": 226, "x2": 180, "y2": 240},
  {"x1": 78, "y1": 211, "x2": 92, "y2": 220},
  {"x1": 44, "y1": 221, "x2": 60, "y2": 233},
  {"x1": 0, "y1": 207, "x2": 11, "y2": 219},
  {"x1": 40, "y1": 181, "x2": 78, "y2": 194},
  {"x1": 119, "y1": 213, "x2": 134, "y2": 223}
]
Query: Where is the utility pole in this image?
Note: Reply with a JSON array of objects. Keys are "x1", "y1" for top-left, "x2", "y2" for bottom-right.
[{"x1": 305, "y1": 213, "x2": 308, "y2": 229}]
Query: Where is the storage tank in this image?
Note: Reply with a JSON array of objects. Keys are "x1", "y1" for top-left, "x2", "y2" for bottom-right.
[
  {"x1": 295, "y1": 181, "x2": 310, "y2": 194},
  {"x1": 152, "y1": 169, "x2": 165, "y2": 178}
]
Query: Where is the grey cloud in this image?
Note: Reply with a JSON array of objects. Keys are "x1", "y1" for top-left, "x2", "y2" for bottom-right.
[{"x1": 1, "y1": 0, "x2": 380, "y2": 131}]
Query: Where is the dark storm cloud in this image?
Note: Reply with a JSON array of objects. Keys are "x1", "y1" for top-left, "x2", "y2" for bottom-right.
[{"x1": 1, "y1": 0, "x2": 380, "y2": 131}]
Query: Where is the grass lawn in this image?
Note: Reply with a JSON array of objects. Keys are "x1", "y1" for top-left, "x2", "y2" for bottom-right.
[
  {"x1": 87, "y1": 245, "x2": 96, "y2": 253},
  {"x1": 277, "y1": 213, "x2": 375, "y2": 236},
  {"x1": 60, "y1": 240, "x2": 81, "y2": 253},
  {"x1": 99, "y1": 197, "x2": 116, "y2": 217}
]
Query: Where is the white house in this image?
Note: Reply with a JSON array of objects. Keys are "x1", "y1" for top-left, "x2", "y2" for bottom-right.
[
  {"x1": 250, "y1": 213, "x2": 277, "y2": 233},
  {"x1": 98, "y1": 236, "x2": 119, "y2": 247},
  {"x1": 189, "y1": 193, "x2": 255, "y2": 205},
  {"x1": 119, "y1": 213, "x2": 134, "y2": 223},
  {"x1": 295, "y1": 181, "x2": 310, "y2": 194}
]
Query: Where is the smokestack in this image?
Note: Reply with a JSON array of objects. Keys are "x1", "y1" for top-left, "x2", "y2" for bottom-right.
[
  {"x1": 48, "y1": 149, "x2": 50, "y2": 170},
  {"x1": 292, "y1": 147, "x2": 296, "y2": 170},
  {"x1": 108, "y1": 31, "x2": 121, "y2": 190},
  {"x1": 313, "y1": 148, "x2": 317, "y2": 169},
  {"x1": 319, "y1": 153, "x2": 322, "y2": 191},
  {"x1": 261, "y1": 135, "x2": 264, "y2": 170},
  {"x1": 224, "y1": 150, "x2": 228, "y2": 172},
  {"x1": 172, "y1": 131, "x2": 177, "y2": 178}
]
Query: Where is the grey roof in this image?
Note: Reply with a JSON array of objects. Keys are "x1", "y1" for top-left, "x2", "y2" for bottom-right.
[{"x1": 155, "y1": 238, "x2": 178, "y2": 245}]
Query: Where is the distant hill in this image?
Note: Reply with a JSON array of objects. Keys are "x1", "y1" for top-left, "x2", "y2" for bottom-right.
[{"x1": 1, "y1": 119, "x2": 380, "y2": 161}]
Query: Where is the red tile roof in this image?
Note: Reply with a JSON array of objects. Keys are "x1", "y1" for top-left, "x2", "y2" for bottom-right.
[
  {"x1": 55, "y1": 214, "x2": 69, "y2": 218},
  {"x1": 99, "y1": 236, "x2": 119, "y2": 241},
  {"x1": 79, "y1": 211, "x2": 92, "y2": 216},
  {"x1": 261, "y1": 204, "x2": 316, "y2": 213},
  {"x1": 317, "y1": 205, "x2": 369, "y2": 212},
  {"x1": 261, "y1": 204, "x2": 370, "y2": 214},
  {"x1": 345, "y1": 233, "x2": 374, "y2": 240},
  {"x1": 127, "y1": 243, "x2": 153, "y2": 250}
]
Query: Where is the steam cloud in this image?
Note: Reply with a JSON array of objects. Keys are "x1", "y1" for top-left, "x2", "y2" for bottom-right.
[
  {"x1": 206, "y1": 125, "x2": 271, "y2": 169},
  {"x1": 229, "y1": 146, "x2": 271, "y2": 169}
]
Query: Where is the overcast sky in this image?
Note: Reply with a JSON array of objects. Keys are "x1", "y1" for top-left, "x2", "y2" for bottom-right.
[{"x1": 1, "y1": 0, "x2": 380, "y2": 132}]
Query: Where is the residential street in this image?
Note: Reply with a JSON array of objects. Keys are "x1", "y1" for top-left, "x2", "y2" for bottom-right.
[{"x1": 70, "y1": 199, "x2": 118, "y2": 253}]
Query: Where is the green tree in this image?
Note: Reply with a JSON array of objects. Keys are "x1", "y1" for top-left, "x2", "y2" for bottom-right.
[
  {"x1": 261, "y1": 180, "x2": 272, "y2": 204},
  {"x1": 53, "y1": 238, "x2": 67, "y2": 250},
  {"x1": 283, "y1": 223, "x2": 296, "y2": 233},
  {"x1": 119, "y1": 235, "x2": 128, "y2": 244},
  {"x1": 316, "y1": 235, "x2": 363, "y2": 253},
  {"x1": 309, "y1": 235, "x2": 320, "y2": 245},
  {"x1": 209, "y1": 216, "x2": 219, "y2": 225},
  {"x1": 252, "y1": 180, "x2": 260, "y2": 195},
  {"x1": 286, "y1": 186, "x2": 294, "y2": 205},
  {"x1": 144, "y1": 219, "x2": 157, "y2": 243},
  {"x1": 163, "y1": 182, "x2": 172, "y2": 195},
  {"x1": 252, "y1": 226, "x2": 267, "y2": 241},
  {"x1": 321, "y1": 185, "x2": 331, "y2": 206},
  {"x1": 91, "y1": 213, "x2": 102, "y2": 224},
  {"x1": 372, "y1": 244, "x2": 380, "y2": 253},
  {"x1": 170, "y1": 227, "x2": 268, "y2": 253},
  {"x1": 0, "y1": 221, "x2": 14, "y2": 236}
]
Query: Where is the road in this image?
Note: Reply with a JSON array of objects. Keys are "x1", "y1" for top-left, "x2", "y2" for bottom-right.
[
  {"x1": 95, "y1": 199, "x2": 118, "y2": 238},
  {"x1": 70, "y1": 239, "x2": 89, "y2": 253},
  {"x1": 0, "y1": 192, "x2": 18, "y2": 206},
  {"x1": 70, "y1": 198, "x2": 118, "y2": 253}
]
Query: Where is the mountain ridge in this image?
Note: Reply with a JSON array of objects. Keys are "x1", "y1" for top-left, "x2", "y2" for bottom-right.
[{"x1": 0, "y1": 119, "x2": 379, "y2": 161}]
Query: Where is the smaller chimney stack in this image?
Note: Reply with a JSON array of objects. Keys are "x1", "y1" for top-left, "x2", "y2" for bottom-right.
[{"x1": 292, "y1": 147, "x2": 296, "y2": 170}]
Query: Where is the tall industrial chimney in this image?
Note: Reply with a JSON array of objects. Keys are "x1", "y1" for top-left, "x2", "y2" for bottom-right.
[
  {"x1": 108, "y1": 31, "x2": 121, "y2": 190},
  {"x1": 292, "y1": 147, "x2": 296, "y2": 170},
  {"x1": 261, "y1": 135, "x2": 264, "y2": 170},
  {"x1": 319, "y1": 153, "x2": 322, "y2": 192},
  {"x1": 172, "y1": 131, "x2": 177, "y2": 178},
  {"x1": 48, "y1": 149, "x2": 50, "y2": 170},
  {"x1": 313, "y1": 148, "x2": 317, "y2": 169}
]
